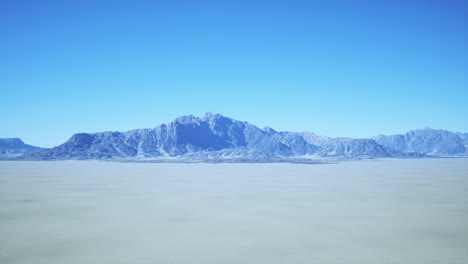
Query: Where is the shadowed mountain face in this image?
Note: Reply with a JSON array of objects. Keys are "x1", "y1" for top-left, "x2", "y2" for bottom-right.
[
  {"x1": 27, "y1": 113, "x2": 293, "y2": 160},
  {"x1": 457, "y1": 133, "x2": 468, "y2": 149},
  {"x1": 0, "y1": 138, "x2": 45, "y2": 157},
  {"x1": 374, "y1": 128, "x2": 466, "y2": 155},
  {"x1": 23, "y1": 113, "x2": 387, "y2": 160},
  {"x1": 20, "y1": 113, "x2": 467, "y2": 160}
]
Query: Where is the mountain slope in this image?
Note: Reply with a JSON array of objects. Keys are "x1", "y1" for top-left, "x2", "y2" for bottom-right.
[
  {"x1": 315, "y1": 138, "x2": 392, "y2": 158},
  {"x1": 25, "y1": 113, "x2": 393, "y2": 160},
  {"x1": 21, "y1": 114, "x2": 466, "y2": 161},
  {"x1": 374, "y1": 128, "x2": 466, "y2": 155},
  {"x1": 457, "y1": 132, "x2": 468, "y2": 150},
  {"x1": 0, "y1": 138, "x2": 45, "y2": 157},
  {"x1": 26, "y1": 113, "x2": 292, "y2": 160}
]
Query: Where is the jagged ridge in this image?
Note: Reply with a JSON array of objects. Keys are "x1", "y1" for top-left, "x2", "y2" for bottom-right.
[{"x1": 17, "y1": 113, "x2": 468, "y2": 160}]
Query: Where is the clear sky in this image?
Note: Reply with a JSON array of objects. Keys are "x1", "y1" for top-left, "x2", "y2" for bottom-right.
[{"x1": 1, "y1": 0, "x2": 467, "y2": 147}]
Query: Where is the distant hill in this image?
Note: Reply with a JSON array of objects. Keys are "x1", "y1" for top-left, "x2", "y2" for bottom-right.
[
  {"x1": 0, "y1": 138, "x2": 45, "y2": 158},
  {"x1": 374, "y1": 128, "x2": 466, "y2": 155},
  {"x1": 16, "y1": 113, "x2": 467, "y2": 161}
]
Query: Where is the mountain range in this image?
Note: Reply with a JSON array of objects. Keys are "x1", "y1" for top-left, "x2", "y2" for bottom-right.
[{"x1": 1, "y1": 113, "x2": 467, "y2": 161}]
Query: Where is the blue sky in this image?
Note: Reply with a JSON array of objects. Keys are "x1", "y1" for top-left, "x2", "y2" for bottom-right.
[{"x1": 1, "y1": 0, "x2": 467, "y2": 147}]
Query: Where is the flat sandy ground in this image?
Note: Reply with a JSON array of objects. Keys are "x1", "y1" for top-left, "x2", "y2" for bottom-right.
[{"x1": 1, "y1": 159, "x2": 467, "y2": 264}]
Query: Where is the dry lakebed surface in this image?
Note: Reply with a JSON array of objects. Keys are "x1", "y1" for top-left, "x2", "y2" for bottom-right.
[{"x1": 1, "y1": 158, "x2": 467, "y2": 264}]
